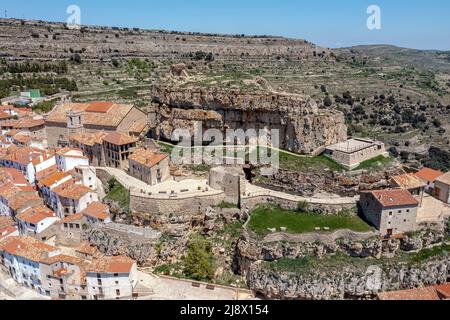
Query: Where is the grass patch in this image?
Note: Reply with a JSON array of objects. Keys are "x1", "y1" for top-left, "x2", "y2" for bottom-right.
[
  {"x1": 354, "y1": 155, "x2": 393, "y2": 171},
  {"x1": 105, "y1": 178, "x2": 129, "y2": 211},
  {"x1": 248, "y1": 205, "x2": 372, "y2": 236},
  {"x1": 279, "y1": 153, "x2": 344, "y2": 172}
]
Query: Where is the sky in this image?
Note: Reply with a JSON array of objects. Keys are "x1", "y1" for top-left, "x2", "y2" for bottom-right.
[{"x1": 0, "y1": 0, "x2": 449, "y2": 50}]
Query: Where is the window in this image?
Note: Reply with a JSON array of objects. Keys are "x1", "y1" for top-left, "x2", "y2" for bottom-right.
[
  {"x1": 114, "y1": 273, "x2": 119, "y2": 277},
  {"x1": 97, "y1": 279, "x2": 102, "y2": 286},
  {"x1": 116, "y1": 289, "x2": 120, "y2": 296}
]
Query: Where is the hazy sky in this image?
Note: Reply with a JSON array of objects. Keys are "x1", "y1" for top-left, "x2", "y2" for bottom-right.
[{"x1": 1, "y1": 0, "x2": 449, "y2": 50}]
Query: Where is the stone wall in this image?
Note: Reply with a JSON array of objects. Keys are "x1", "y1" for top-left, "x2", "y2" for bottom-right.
[{"x1": 241, "y1": 195, "x2": 356, "y2": 214}]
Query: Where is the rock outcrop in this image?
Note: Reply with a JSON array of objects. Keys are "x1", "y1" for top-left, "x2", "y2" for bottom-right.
[
  {"x1": 234, "y1": 226, "x2": 448, "y2": 299},
  {"x1": 256, "y1": 166, "x2": 405, "y2": 197},
  {"x1": 149, "y1": 86, "x2": 347, "y2": 154},
  {"x1": 247, "y1": 258, "x2": 449, "y2": 300}
]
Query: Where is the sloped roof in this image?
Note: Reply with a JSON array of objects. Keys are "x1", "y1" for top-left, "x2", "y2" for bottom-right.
[
  {"x1": 368, "y1": 189, "x2": 419, "y2": 208},
  {"x1": 415, "y1": 168, "x2": 444, "y2": 183},
  {"x1": 129, "y1": 148, "x2": 169, "y2": 168}
]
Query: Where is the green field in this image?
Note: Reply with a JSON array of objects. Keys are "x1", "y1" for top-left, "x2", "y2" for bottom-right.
[
  {"x1": 354, "y1": 155, "x2": 394, "y2": 171},
  {"x1": 248, "y1": 205, "x2": 371, "y2": 236}
]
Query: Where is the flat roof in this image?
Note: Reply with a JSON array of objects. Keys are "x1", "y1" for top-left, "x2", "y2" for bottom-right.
[{"x1": 326, "y1": 138, "x2": 380, "y2": 154}]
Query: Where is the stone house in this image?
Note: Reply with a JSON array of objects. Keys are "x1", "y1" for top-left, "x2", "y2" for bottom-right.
[
  {"x1": 39, "y1": 254, "x2": 89, "y2": 300},
  {"x1": 102, "y1": 132, "x2": 138, "y2": 170},
  {"x1": 360, "y1": 189, "x2": 419, "y2": 237},
  {"x1": 209, "y1": 166, "x2": 246, "y2": 206},
  {"x1": 69, "y1": 131, "x2": 108, "y2": 167},
  {"x1": 55, "y1": 214, "x2": 86, "y2": 246},
  {"x1": 128, "y1": 147, "x2": 170, "y2": 185},
  {"x1": 45, "y1": 101, "x2": 147, "y2": 148},
  {"x1": 323, "y1": 138, "x2": 388, "y2": 170},
  {"x1": 434, "y1": 172, "x2": 450, "y2": 204}
]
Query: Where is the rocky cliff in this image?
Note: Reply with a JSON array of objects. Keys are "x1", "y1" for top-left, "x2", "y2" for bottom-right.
[
  {"x1": 234, "y1": 227, "x2": 449, "y2": 300},
  {"x1": 247, "y1": 258, "x2": 449, "y2": 300},
  {"x1": 149, "y1": 86, "x2": 347, "y2": 154},
  {"x1": 255, "y1": 166, "x2": 405, "y2": 197}
]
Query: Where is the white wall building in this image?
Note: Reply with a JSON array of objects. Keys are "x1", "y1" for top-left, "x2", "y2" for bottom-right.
[
  {"x1": 86, "y1": 256, "x2": 137, "y2": 300},
  {"x1": 56, "y1": 148, "x2": 89, "y2": 172}
]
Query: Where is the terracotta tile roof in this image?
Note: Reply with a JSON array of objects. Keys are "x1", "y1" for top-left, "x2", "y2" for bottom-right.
[
  {"x1": 0, "y1": 167, "x2": 29, "y2": 186},
  {"x1": 103, "y1": 132, "x2": 138, "y2": 146},
  {"x1": 0, "y1": 226, "x2": 18, "y2": 240},
  {"x1": 16, "y1": 206, "x2": 56, "y2": 224},
  {"x1": 41, "y1": 254, "x2": 85, "y2": 266},
  {"x1": 436, "y1": 172, "x2": 450, "y2": 185},
  {"x1": 70, "y1": 131, "x2": 108, "y2": 147},
  {"x1": 88, "y1": 255, "x2": 135, "y2": 274},
  {"x1": 368, "y1": 189, "x2": 420, "y2": 208},
  {"x1": 434, "y1": 284, "x2": 450, "y2": 299},
  {"x1": 0, "y1": 216, "x2": 15, "y2": 230},
  {"x1": 35, "y1": 165, "x2": 59, "y2": 181},
  {"x1": 378, "y1": 287, "x2": 441, "y2": 300},
  {"x1": 85, "y1": 102, "x2": 114, "y2": 113},
  {"x1": 129, "y1": 148, "x2": 169, "y2": 168},
  {"x1": 46, "y1": 102, "x2": 134, "y2": 128},
  {"x1": 0, "y1": 111, "x2": 12, "y2": 120},
  {"x1": 39, "y1": 171, "x2": 71, "y2": 188},
  {"x1": 392, "y1": 174, "x2": 427, "y2": 190},
  {"x1": 12, "y1": 133, "x2": 32, "y2": 144},
  {"x1": 0, "y1": 145, "x2": 53, "y2": 167},
  {"x1": 0, "y1": 236, "x2": 57, "y2": 262},
  {"x1": 54, "y1": 182, "x2": 94, "y2": 200},
  {"x1": 128, "y1": 120, "x2": 148, "y2": 134},
  {"x1": 415, "y1": 168, "x2": 444, "y2": 183},
  {"x1": 56, "y1": 147, "x2": 87, "y2": 159},
  {"x1": 9, "y1": 192, "x2": 43, "y2": 211},
  {"x1": 0, "y1": 182, "x2": 30, "y2": 202},
  {"x1": 14, "y1": 117, "x2": 45, "y2": 129},
  {"x1": 81, "y1": 202, "x2": 110, "y2": 221},
  {"x1": 59, "y1": 213, "x2": 84, "y2": 223}
]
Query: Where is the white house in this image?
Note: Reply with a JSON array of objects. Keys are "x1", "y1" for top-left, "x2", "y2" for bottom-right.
[
  {"x1": 86, "y1": 255, "x2": 137, "y2": 300},
  {"x1": 37, "y1": 171, "x2": 73, "y2": 212},
  {"x1": 0, "y1": 236, "x2": 60, "y2": 295},
  {"x1": 74, "y1": 165, "x2": 98, "y2": 191},
  {"x1": 53, "y1": 182, "x2": 99, "y2": 218},
  {"x1": 16, "y1": 206, "x2": 60, "y2": 240},
  {"x1": 56, "y1": 148, "x2": 89, "y2": 172},
  {"x1": 0, "y1": 146, "x2": 56, "y2": 184}
]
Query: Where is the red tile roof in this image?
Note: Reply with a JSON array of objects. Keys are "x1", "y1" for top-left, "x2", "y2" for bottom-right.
[
  {"x1": 0, "y1": 216, "x2": 15, "y2": 230},
  {"x1": 88, "y1": 255, "x2": 135, "y2": 274},
  {"x1": 378, "y1": 287, "x2": 440, "y2": 300},
  {"x1": 16, "y1": 206, "x2": 56, "y2": 224},
  {"x1": 0, "y1": 236, "x2": 57, "y2": 262},
  {"x1": 392, "y1": 174, "x2": 427, "y2": 190},
  {"x1": 39, "y1": 171, "x2": 71, "y2": 188},
  {"x1": 81, "y1": 202, "x2": 110, "y2": 221},
  {"x1": 436, "y1": 172, "x2": 450, "y2": 185},
  {"x1": 60, "y1": 213, "x2": 84, "y2": 223},
  {"x1": 129, "y1": 148, "x2": 169, "y2": 168},
  {"x1": 434, "y1": 284, "x2": 450, "y2": 299},
  {"x1": 415, "y1": 168, "x2": 444, "y2": 183},
  {"x1": 368, "y1": 189, "x2": 419, "y2": 208},
  {"x1": 103, "y1": 132, "x2": 138, "y2": 146}
]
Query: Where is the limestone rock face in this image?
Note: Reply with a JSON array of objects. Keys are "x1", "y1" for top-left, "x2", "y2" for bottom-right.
[
  {"x1": 149, "y1": 87, "x2": 347, "y2": 154},
  {"x1": 247, "y1": 258, "x2": 449, "y2": 300}
]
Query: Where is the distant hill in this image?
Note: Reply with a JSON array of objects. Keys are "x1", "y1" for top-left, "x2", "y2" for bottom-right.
[{"x1": 334, "y1": 45, "x2": 450, "y2": 73}]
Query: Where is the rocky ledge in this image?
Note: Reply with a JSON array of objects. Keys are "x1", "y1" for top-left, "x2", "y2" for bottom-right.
[{"x1": 149, "y1": 86, "x2": 347, "y2": 154}]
